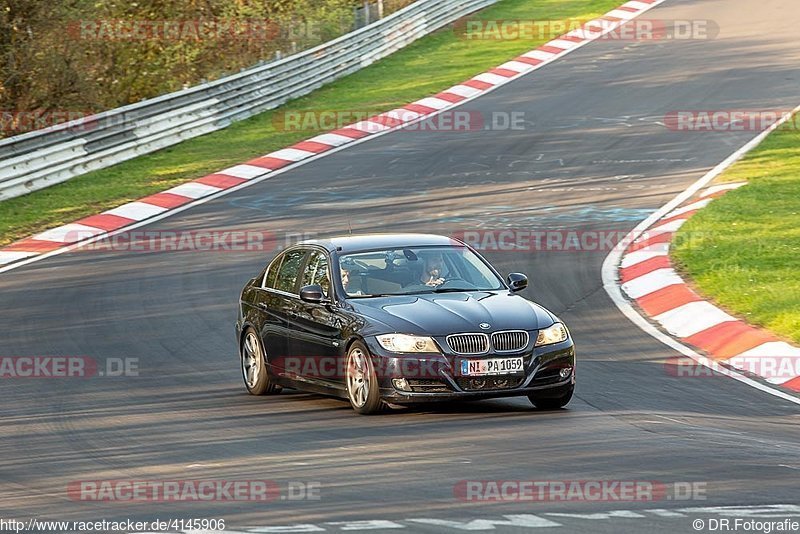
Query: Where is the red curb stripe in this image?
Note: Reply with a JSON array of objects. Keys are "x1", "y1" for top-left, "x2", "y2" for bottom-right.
[
  {"x1": 514, "y1": 56, "x2": 544, "y2": 66},
  {"x1": 403, "y1": 103, "x2": 438, "y2": 115},
  {"x1": 601, "y1": 15, "x2": 624, "y2": 22},
  {"x1": 434, "y1": 92, "x2": 466, "y2": 103},
  {"x1": 629, "y1": 231, "x2": 673, "y2": 252},
  {"x1": 292, "y1": 140, "x2": 334, "y2": 154},
  {"x1": 247, "y1": 156, "x2": 293, "y2": 170},
  {"x1": 331, "y1": 127, "x2": 371, "y2": 139},
  {"x1": 3, "y1": 238, "x2": 63, "y2": 253},
  {"x1": 617, "y1": 5, "x2": 639, "y2": 12},
  {"x1": 463, "y1": 79, "x2": 493, "y2": 90},
  {"x1": 783, "y1": 376, "x2": 800, "y2": 392},
  {"x1": 488, "y1": 67, "x2": 519, "y2": 78},
  {"x1": 76, "y1": 214, "x2": 136, "y2": 232},
  {"x1": 538, "y1": 45, "x2": 566, "y2": 54},
  {"x1": 684, "y1": 321, "x2": 778, "y2": 361},
  {"x1": 140, "y1": 192, "x2": 194, "y2": 209},
  {"x1": 620, "y1": 255, "x2": 671, "y2": 283},
  {"x1": 636, "y1": 284, "x2": 702, "y2": 317},
  {"x1": 558, "y1": 35, "x2": 585, "y2": 43},
  {"x1": 195, "y1": 174, "x2": 248, "y2": 189}
]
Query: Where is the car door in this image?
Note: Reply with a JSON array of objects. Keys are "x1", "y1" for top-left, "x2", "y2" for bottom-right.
[
  {"x1": 290, "y1": 248, "x2": 348, "y2": 389},
  {"x1": 257, "y1": 248, "x2": 308, "y2": 375}
]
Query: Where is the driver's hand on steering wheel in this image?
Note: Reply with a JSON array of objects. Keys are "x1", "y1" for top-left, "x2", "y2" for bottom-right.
[{"x1": 424, "y1": 276, "x2": 445, "y2": 287}]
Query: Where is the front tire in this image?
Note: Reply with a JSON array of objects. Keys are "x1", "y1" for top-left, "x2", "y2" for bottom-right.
[
  {"x1": 346, "y1": 341, "x2": 385, "y2": 415},
  {"x1": 241, "y1": 329, "x2": 281, "y2": 395},
  {"x1": 528, "y1": 385, "x2": 573, "y2": 410}
]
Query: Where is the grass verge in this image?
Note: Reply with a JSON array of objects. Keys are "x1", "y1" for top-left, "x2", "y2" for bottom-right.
[
  {"x1": 672, "y1": 117, "x2": 800, "y2": 344},
  {"x1": 0, "y1": 0, "x2": 620, "y2": 246}
]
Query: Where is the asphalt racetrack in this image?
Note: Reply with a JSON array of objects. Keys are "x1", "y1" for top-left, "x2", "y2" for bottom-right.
[{"x1": 2, "y1": 0, "x2": 800, "y2": 532}]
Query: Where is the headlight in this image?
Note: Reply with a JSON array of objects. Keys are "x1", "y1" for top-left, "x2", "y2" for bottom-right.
[
  {"x1": 377, "y1": 334, "x2": 440, "y2": 353},
  {"x1": 535, "y1": 322, "x2": 568, "y2": 346}
]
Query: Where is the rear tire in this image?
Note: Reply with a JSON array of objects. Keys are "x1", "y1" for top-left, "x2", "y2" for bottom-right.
[
  {"x1": 346, "y1": 341, "x2": 385, "y2": 415},
  {"x1": 528, "y1": 385, "x2": 573, "y2": 410},
  {"x1": 241, "y1": 329, "x2": 281, "y2": 395}
]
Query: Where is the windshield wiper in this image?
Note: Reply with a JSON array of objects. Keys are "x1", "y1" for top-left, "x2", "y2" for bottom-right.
[{"x1": 431, "y1": 287, "x2": 479, "y2": 293}]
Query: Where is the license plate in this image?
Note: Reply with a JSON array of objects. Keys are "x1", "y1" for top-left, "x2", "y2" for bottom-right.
[{"x1": 460, "y1": 357, "x2": 523, "y2": 376}]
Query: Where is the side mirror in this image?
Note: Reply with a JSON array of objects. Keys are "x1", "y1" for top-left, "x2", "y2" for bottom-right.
[
  {"x1": 299, "y1": 284, "x2": 326, "y2": 303},
  {"x1": 507, "y1": 273, "x2": 528, "y2": 292}
]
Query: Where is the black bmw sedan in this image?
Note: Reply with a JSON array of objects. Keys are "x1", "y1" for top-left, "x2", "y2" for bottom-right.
[{"x1": 235, "y1": 234, "x2": 575, "y2": 414}]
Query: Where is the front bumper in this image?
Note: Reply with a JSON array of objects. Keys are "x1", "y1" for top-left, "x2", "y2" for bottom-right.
[{"x1": 363, "y1": 336, "x2": 575, "y2": 403}]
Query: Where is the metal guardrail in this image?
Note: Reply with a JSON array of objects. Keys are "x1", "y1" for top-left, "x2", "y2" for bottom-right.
[{"x1": 0, "y1": 0, "x2": 496, "y2": 201}]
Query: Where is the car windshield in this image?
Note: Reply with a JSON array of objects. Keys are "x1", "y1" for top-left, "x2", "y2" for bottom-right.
[{"x1": 338, "y1": 245, "x2": 505, "y2": 297}]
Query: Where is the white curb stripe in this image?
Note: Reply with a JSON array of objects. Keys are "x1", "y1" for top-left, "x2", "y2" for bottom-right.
[
  {"x1": 547, "y1": 39, "x2": 582, "y2": 50},
  {"x1": 624, "y1": 0, "x2": 654, "y2": 9},
  {"x1": 620, "y1": 245, "x2": 670, "y2": 268},
  {"x1": 32, "y1": 223, "x2": 106, "y2": 243},
  {"x1": 729, "y1": 342, "x2": 800, "y2": 384},
  {"x1": 653, "y1": 301, "x2": 736, "y2": 338},
  {"x1": 309, "y1": 133, "x2": 357, "y2": 147},
  {"x1": 446, "y1": 85, "x2": 483, "y2": 98},
  {"x1": 473, "y1": 72, "x2": 511, "y2": 85},
  {"x1": 608, "y1": 8, "x2": 637, "y2": 19},
  {"x1": 413, "y1": 97, "x2": 453, "y2": 110},
  {"x1": 266, "y1": 148, "x2": 317, "y2": 162},
  {"x1": 218, "y1": 164, "x2": 268, "y2": 180},
  {"x1": 104, "y1": 201, "x2": 169, "y2": 221},
  {"x1": 496, "y1": 60, "x2": 536, "y2": 73},
  {"x1": 165, "y1": 182, "x2": 222, "y2": 199},
  {"x1": 663, "y1": 198, "x2": 713, "y2": 219},
  {"x1": 349, "y1": 120, "x2": 392, "y2": 133},
  {"x1": 621, "y1": 268, "x2": 684, "y2": 299},
  {"x1": 520, "y1": 50, "x2": 557, "y2": 61},
  {"x1": 638, "y1": 218, "x2": 687, "y2": 240},
  {"x1": 383, "y1": 108, "x2": 423, "y2": 122}
]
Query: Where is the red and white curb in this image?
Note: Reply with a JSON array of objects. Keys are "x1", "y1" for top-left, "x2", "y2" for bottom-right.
[
  {"x1": 0, "y1": 0, "x2": 667, "y2": 272},
  {"x1": 603, "y1": 103, "x2": 800, "y2": 405},
  {"x1": 618, "y1": 182, "x2": 800, "y2": 392}
]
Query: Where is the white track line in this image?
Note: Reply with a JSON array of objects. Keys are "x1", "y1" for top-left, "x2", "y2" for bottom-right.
[{"x1": 602, "y1": 103, "x2": 800, "y2": 405}]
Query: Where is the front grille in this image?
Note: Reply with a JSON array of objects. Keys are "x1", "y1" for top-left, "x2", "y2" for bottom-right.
[
  {"x1": 447, "y1": 333, "x2": 490, "y2": 355},
  {"x1": 491, "y1": 330, "x2": 529, "y2": 352},
  {"x1": 407, "y1": 379, "x2": 451, "y2": 393},
  {"x1": 456, "y1": 375, "x2": 525, "y2": 391}
]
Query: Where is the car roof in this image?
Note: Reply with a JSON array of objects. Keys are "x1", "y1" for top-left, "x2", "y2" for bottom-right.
[{"x1": 297, "y1": 233, "x2": 464, "y2": 254}]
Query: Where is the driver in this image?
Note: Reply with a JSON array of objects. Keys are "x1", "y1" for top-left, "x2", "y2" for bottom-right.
[{"x1": 420, "y1": 252, "x2": 446, "y2": 287}]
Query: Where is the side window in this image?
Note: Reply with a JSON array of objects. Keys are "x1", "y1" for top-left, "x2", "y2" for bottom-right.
[
  {"x1": 263, "y1": 255, "x2": 283, "y2": 289},
  {"x1": 274, "y1": 249, "x2": 307, "y2": 293},
  {"x1": 301, "y1": 251, "x2": 331, "y2": 296}
]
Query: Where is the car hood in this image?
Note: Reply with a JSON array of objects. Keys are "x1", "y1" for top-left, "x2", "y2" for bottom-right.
[{"x1": 349, "y1": 291, "x2": 557, "y2": 336}]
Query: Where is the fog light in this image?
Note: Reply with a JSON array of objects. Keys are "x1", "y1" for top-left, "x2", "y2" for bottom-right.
[
  {"x1": 393, "y1": 378, "x2": 411, "y2": 391},
  {"x1": 559, "y1": 367, "x2": 573, "y2": 379}
]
